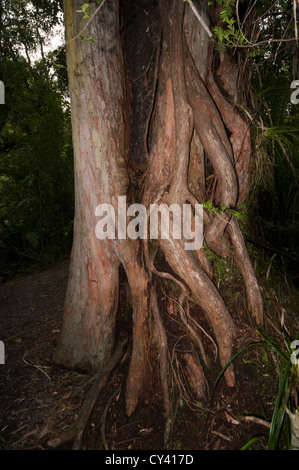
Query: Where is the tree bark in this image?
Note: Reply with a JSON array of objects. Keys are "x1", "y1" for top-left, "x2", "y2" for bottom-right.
[
  {"x1": 55, "y1": 0, "x2": 127, "y2": 371},
  {"x1": 56, "y1": 0, "x2": 263, "y2": 428}
]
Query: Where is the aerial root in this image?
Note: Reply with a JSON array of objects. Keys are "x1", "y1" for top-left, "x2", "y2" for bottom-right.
[
  {"x1": 101, "y1": 385, "x2": 122, "y2": 450},
  {"x1": 150, "y1": 285, "x2": 172, "y2": 445}
]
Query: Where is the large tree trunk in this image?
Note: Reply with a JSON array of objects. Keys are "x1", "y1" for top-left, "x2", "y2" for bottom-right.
[
  {"x1": 55, "y1": 0, "x2": 126, "y2": 372},
  {"x1": 56, "y1": 0, "x2": 263, "y2": 431}
]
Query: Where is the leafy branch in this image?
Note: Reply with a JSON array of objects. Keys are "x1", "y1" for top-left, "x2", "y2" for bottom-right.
[
  {"x1": 208, "y1": 0, "x2": 298, "y2": 51},
  {"x1": 208, "y1": 0, "x2": 246, "y2": 50},
  {"x1": 203, "y1": 200, "x2": 245, "y2": 221},
  {"x1": 76, "y1": 3, "x2": 91, "y2": 20}
]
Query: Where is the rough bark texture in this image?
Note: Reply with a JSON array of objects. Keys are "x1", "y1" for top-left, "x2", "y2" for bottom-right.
[
  {"x1": 55, "y1": 0, "x2": 127, "y2": 372},
  {"x1": 56, "y1": 0, "x2": 263, "y2": 429}
]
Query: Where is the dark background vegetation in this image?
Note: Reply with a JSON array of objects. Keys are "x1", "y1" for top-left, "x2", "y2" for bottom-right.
[
  {"x1": 0, "y1": 0, "x2": 298, "y2": 451},
  {"x1": 0, "y1": 0, "x2": 74, "y2": 280}
]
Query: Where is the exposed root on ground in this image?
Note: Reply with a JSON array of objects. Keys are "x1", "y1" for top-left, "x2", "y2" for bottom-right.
[{"x1": 48, "y1": 339, "x2": 127, "y2": 450}]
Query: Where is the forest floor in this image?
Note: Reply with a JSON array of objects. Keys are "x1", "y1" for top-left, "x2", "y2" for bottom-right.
[{"x1": 0, "y1": 257, "x2": 298, "y2": 451}]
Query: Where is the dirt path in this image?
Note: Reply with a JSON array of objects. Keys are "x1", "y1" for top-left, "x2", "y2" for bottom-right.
[{"x1": 0, "y1": 259, "x2": 90, "y2": 449}]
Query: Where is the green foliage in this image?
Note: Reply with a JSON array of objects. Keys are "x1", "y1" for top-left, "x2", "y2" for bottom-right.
[
  {"x1": 76, "y1": 2, "x2": 91, "y2": 19},
  {"x1": 213, "y1": 327, "x2": 299, "y2": 450},
  {"x1": 0, "y1": 0, "x2": 63, "y2": 60},
  {"x1": 75, "y1": 0, "x2": 104, "y2": 20},
  {"x1": 46, "y1": 46, "x2": 69, "y2": 95},
  {"x1": 249, "y1": 68, "x2": 299, "y2": 278},
  {"x1": 74, "y1": 0, "x2": 104, "y2": 43},
  {"x1": 203, "y1": 200, "x2": 246, "y2": 221},
  {"x1": 223, "y1": 0, "x2": 299, "y2": 282},
  {"x1": 257, "y1": 329, "x2": 299, "y2": 450},
  {"x1": 0, "y1": 1, "x2": 74, "y2": 276},
  {"x1": 78, "y1": 34, "x2": 97, "y2": 44},
  {"x1": 208, "y1": 0, "x2": 246, "y2": 50},
  {"x1": 0, "y1": 57, "x2": 74, "y2": 273},
  {"x1": 204, "y1": 243, "x2": 241, "y2": 287}
]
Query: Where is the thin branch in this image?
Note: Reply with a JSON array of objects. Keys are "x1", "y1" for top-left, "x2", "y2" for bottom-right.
[
  {"x1": 67, "y1": 0, "x2": 108, "y2": 45},
  {"x1": 23, "y1": 351, "x2": 51, "y2": 381},
  {"x1": 273, "y1": 16, "x2": 294, "y2": 64},
  {"x1": 294, "y1": 0, "x2": 298, "y2": 43},
  {"x1": 243, "y1": 234, "x2": 298, "y2": 262},
  {"x1": 234, "y1": 37, "x2": 298, "y2": 49},
  {"x1": 241, "y1": 0, "x2": 258, "y2": 29},
  {"x1": 161, "y1": 286, "x2": 210, "y2": 369},
  {"x1": 186, "y1": 298, "x2": 218, "y2": 361},
  {"x1": 0, "y1": 235, "x2": 42, "y2": 262},
  {"x1": 100, "y1": 385, "x2": 121, "y2": 450},
  {"x1": 243, "y1": 415, "x2": 271, "y2": 429},
  {"x1": 186, "y1": 0, "x2": 213, "y2": 38},
  {"x1": 190, "y1": 0, "x2": 297, "y2": 50},
  {"x1": 49, "y1": 0, "x2": 108, "y2": 65}
]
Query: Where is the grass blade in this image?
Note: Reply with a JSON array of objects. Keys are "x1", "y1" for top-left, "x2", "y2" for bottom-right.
[{"x1": 240, "y1": 436, "x2": 264, "y2": 450}]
